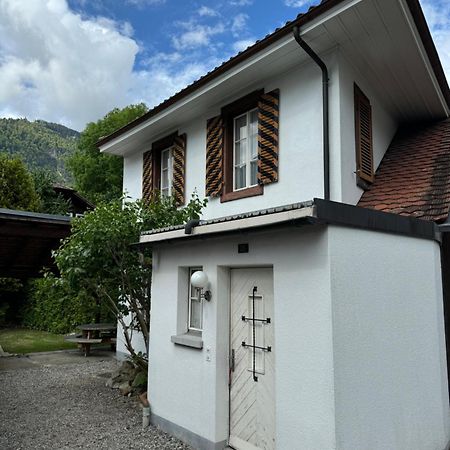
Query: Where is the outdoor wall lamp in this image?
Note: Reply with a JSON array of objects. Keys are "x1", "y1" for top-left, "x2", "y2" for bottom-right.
[{"x1": 191, "y1": 270, "x2": 212, "y2": 301}]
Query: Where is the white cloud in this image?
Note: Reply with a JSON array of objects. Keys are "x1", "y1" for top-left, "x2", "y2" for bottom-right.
[
  {"x1": 230, "y1": 0, "x2": 253, "y2": 5},
  {"x1": 233, "y1": 38, "x2": 255, "y2": 52},
  {"x1": 172, "y1": 21, "x2": 225, "y2": 50},
  {"x1": 0, "y1": 0, "x2": 138, "y2": 130},
  {"x1": 284, "y1": 0, "x2": 311, "y2": 7},
  {"x1": 420, "y1": 0, "x2": 450, "y2": 82},
  {"x1": 231, "y1": 13, "x2": 249, "y2": 37},
  {"x1": 130, "y1": 57, "x2": 216, "y2": 110},
  {"x1": 125, "y1": 0, "x2": 166, "y2": 6},
  {"x1": 198, "y1": 6, "x2": 219, "y2": 17}
]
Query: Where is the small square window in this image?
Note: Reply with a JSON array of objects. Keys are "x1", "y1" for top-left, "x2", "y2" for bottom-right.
[{"x1": 188, "y1": 267, "x2": 203, "y2": 331}]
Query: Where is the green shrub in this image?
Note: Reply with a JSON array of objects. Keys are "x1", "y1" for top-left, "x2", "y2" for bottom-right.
[{"x1": 22, "y1": 273, "x2": 113, "y2": 334}]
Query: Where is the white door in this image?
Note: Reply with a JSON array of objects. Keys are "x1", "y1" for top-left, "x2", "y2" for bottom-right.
[{"x1": 229, "y1": 268, "x2": 275, "y2": 450}]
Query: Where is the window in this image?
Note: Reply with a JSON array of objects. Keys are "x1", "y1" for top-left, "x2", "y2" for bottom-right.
[
  {"x1": 221, "y1": 90, "x2": 264, "y2": 202},
  {"x1": 205, "y1": 88, "x2": 279, "y2": 200},
  {"x1": 188, "y1": 267, "x2": 203, "y2": 331},
  {"x1": 354, "y1": 84, "x2": 374, "y2": 185},
  {"x1": 234, "y1": 109, "x2": 259, "y2": 190},
  {"x1": 160, "y1": 147, "x2": 173, "y2": 197},
  {"x1": 142, "y1": 132, "x2": 186, "y2": 205}
]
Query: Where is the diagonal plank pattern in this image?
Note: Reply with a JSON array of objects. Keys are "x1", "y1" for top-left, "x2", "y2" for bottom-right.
[{"x1": 230, "y1": 268, "x2": 275, "y2": 450}]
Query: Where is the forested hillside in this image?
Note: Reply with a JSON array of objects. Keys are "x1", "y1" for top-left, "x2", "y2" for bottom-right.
[{"x1": 0, "y1": 118, "x2": 79, "y2": 183}]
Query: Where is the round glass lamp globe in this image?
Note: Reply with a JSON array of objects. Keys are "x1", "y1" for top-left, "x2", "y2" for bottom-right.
[{"x1": 191, "y1": 270, "x2": 208, "y2": 289}]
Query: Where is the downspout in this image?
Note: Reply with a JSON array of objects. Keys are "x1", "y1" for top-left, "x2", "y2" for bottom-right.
[{"x1": 293, "y1": 26, "x2": 330, "y2": 201}]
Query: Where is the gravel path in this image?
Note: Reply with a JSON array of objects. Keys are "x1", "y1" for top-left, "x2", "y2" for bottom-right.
[{"x1": 0, "y1": 357, "x2": 193, "y2": 450}]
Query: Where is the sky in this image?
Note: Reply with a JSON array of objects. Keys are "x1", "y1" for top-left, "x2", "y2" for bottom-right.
[{"x1": 0, "y1": 0, "x2": 448, "y2": 131}]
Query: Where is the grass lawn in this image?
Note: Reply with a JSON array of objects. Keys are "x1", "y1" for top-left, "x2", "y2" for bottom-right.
[{"x1": 0, "y1": 328, "x2": 77, "y2": 354}]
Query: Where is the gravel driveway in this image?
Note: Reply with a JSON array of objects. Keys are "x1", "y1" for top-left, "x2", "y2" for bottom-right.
[{"x1": 0, "y1": 353, "x2": 193, "y2": 450}]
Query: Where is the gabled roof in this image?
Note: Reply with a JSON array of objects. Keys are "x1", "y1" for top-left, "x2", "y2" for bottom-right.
[
  {"x1": 358, "y1": 119, "x2": 450, "y2": 223},
  {"x1": 97, "y1": 0, "x2": 450, "y2": 149}
]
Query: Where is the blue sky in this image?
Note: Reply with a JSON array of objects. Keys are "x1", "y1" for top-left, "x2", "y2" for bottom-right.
[{"x1": 0, "y1": 0, "x2": 448, "y2": 130}]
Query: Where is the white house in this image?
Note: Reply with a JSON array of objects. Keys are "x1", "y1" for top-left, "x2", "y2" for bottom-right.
[{"x1": 98, "y1": 0, "x2": 450, "y2": 449}]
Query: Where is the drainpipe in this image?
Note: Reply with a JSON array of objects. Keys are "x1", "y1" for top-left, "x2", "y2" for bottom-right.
[{"x1": 293, "y1": 26, "x2": 330, "y2": 201}]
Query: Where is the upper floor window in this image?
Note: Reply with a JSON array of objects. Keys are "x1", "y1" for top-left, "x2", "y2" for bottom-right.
[
  {"x1": 205, "y1": 88, "x2": 279, "y2": 200},
  {"x1": 142, "y1": 131, "x2": 186, "y2": 207},
  {"x1": 234, "y1": 109, "x2": 259, "y2": 191},
  {"x1": 160, "y1": 147, "x2": 173, "y2": 197}
]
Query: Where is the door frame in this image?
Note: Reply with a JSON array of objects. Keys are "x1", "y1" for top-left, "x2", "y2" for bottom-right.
[{"x1": 227, "y1": 266, "x2": 275, "y2": 449}]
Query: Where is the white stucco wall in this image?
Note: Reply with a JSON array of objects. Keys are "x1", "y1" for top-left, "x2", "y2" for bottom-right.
[
  {"x1": 149, "y1": 226, "x2": 336, "y2": 449},
  {"x1": 122, "y1": 151, "x2": 143, "y2": 201},
  {"x1": 122, "y1": 49, "x2": 399, "y2": 216},
  {"x1": 123, "y1": 53, "x2": 340, "y2": 213},
  {"x1": 329, "y1": 226, "x2": 450, "y2": 450}
]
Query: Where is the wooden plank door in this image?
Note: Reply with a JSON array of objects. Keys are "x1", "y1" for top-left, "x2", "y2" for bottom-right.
[{"x1": 229, "y1": 268, "x2": 275, "y2": 450}]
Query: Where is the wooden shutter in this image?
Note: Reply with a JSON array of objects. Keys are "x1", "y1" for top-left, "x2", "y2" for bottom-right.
[
  {"x1": 142, "y1": 149, "x2": 153, "y2": 204},
  {"x1": 354, "y1": 85, "x2": 374, "y2": 183},
  {"x1": 206, "y1": 115, "x2": 223, "y2": 197},
  {"x1": 172, "y1": 133, "x2": 186, "y2": 206},
  {"x1": 258, "y1": 89, "x2": 279, "y2": 185}
]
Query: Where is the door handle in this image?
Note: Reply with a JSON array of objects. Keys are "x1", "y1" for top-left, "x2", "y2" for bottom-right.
[{"x1": 231, "y1": 348, "x2": 235, "y2": 372}]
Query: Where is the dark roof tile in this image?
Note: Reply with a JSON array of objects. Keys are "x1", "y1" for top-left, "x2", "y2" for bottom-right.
[{"x1": 358, "y1": 119, "x2": 450, "y2": 222}]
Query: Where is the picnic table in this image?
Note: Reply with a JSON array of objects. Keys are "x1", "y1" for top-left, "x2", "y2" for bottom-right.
[{"x1": 65, "y1": 323, "x2": 116, "y2": 356}]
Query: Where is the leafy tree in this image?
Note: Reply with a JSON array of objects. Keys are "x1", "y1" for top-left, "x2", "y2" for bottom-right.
[
  {"x1": 0, "y1": 153, "x2": 40, "y2": 211},
  {"x1": 52, "y1": 193, "x2": 206, "y2": 368},
  {"x1": 67, "y1": 104, "x2": 148, "y2": 205},
  {"x1": 32, "y1": 169, "x2": 72, "y2": 215},
  {"x1": 23, "y1": 274, "x2": 109, "y2": 334}
]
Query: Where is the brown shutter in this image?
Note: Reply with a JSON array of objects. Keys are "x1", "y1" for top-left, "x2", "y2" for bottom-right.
[
  {"x1": 258, "y1": 89, "x2": 279, "y2": 185},
  {"x1": 172, "y1": 133, "x2": 186, "y2": 206},
  {"x1": 142, "y1": 149, "x2": 153, "y2": 204},
  {"x1": 206, "y1": 115, "x2": 223, "y2": 197},
  {"x1": 354, "y1": 85, "x2": 374, "y2": 183}
]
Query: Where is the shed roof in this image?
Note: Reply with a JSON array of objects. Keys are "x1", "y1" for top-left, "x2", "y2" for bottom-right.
[
  {"x1": 0, "y1": 209, "x2": 71, "y2": 278},
  {"x1": 358, "y1": 119, "x2": 450, "y2": 222}
]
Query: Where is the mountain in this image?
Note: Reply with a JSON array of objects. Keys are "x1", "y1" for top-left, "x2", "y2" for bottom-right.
[{"x1": 0, "y1": 118, "x2": 80, "y2": 184}]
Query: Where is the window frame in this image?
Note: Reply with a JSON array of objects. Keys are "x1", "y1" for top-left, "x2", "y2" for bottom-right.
[
  {"x1": 160, "y1": 147, "x2": 173, "y2": 198},
  {"x1": 188, "y1": 267, "x2": 203, "y2": 332},
  {"x1": 233, "y1": 108, "x2": 259, "y2": 191},
  {"x1": 221, "y1": 90, "x2": 264, "y2": 203},
  {"x1": 150, "y1": 131, "x2": 178, "y2": 195}
]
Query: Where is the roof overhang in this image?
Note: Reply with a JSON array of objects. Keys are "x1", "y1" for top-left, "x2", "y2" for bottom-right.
[
  {"x1": 0, "y1": 209, "x2": 71, "y2": 278},
  {"x1": 99, "y1": 0, "x2": 450, "y2": 157},
  {"x1": 137, "y1": 199, "x2": 439, "y2": 247}
]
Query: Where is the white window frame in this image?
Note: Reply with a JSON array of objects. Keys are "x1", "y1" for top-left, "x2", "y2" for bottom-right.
[
  {"x1": 188, "y1": 267, "x2": 203, "y2": 332},
  {"x1": 160, "y1": 147, "x2": 173, "y2": 197},
  {"x1": 233, "y1": 108, "x2": 258, "y2": 191}
]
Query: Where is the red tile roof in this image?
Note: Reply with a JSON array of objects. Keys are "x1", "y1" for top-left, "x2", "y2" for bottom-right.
[{"x1": 358, "y1": 119, "x2": 450, "y2": 222}]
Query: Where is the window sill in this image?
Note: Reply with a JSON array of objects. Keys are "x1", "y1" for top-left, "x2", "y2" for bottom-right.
[
  {"x1": 171, "y1": 332, "x2": 203, "y2": 349},
  {"x1": 221, "y1": 184, "x2": 263, "y2": 203}
]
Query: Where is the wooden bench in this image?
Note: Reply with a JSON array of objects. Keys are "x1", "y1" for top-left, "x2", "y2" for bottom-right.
[{"x1": 65, "y1": 337, "x2": 102, "y2": 356}]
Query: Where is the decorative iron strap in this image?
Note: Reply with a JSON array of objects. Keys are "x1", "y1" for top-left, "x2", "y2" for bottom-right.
[
  {"x1": 258, "y1": 89, "x2": 279, "y2": 185},
  {"x1": 241, "y1": 286, "x2": 272, "y2": 382},
  {"x1": 142, "y1": 149, "x2": 153, "y2": 204},
  {"x1": 172, "y1": 133, "x2": 186, "y2": 206},
  {"x1": 205, "y1": 115, "x2": 223, "y2": 197}
]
